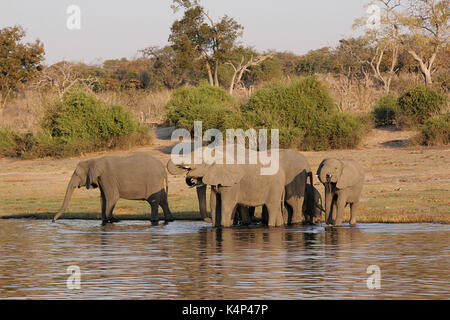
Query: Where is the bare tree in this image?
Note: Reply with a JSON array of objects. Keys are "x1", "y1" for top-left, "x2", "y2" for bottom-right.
[
  {"x1": 33, "y1": 61, "x2": 97, "y2": 97},
  {"x1": 226, "y1": 54, "x2": 273, "y2": 94}
]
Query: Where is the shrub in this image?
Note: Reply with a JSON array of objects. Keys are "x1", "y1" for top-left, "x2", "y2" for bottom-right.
[
  {"x1": 0, "y1": 90, "x2": 151, "y2": 159},
  {"x1": 239, "y1": 76, "x2": 362, "y2": 150},
  {"x1": 302, "y1": 113, "x2": 362, "y2": 151},
  {"x1": 373, "y1": 94, "x2": 398, "y2": 127},
  {"x1": 397, "y1": 85, "x2": 446, "y2": 126},
  {"x1": 42, "y1": 90, "x2": 141, "y2": 142},
  {"x1": 165, "y1": 82, "x2": 238, "y2": 133},
  {"x1": 0, "y1": 129, "x2": 36, "y2": 157},
  {"x1": 414, "y1": 113, "x2": 450, "y2": 146}
]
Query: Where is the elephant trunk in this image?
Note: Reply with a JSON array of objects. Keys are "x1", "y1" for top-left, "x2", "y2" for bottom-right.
[
  {"x1": 167, "y1": 159, "x2": 186, "y2": 175},
  {"x1": 324, "y1": 183, "x2": 333, "y2": 224},
  {"x1": 53, "y1": 175, "x2": 77, "y2": 222}
]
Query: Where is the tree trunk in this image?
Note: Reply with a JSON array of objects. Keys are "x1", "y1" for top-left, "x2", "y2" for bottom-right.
[
  {"x1": 205, "y1": 61, "x2": 214, "y2": 86},
  {"x1": 213, "y1": 59, "x2": 219, "y2": 87},
  {"x1": 408, "y1": 50, "x2": 434, "y2": 85}
]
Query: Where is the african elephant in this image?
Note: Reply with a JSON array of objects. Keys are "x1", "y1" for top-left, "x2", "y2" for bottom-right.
[
  {"x1": 167, "y1": 149, "x2": 312, "y2": 225},
  {"x1": 317, "y1": 158, "x2": 365, "y2": 226},
  {"x1": 186, "y1": 162, "x2": 286, "y2": 227},
  {"x1": 53, "y1": 153, "x2": 174, "y2": 226},
  {"x1": 303, "y1": 184, "x2": 324, "y2": 224}
]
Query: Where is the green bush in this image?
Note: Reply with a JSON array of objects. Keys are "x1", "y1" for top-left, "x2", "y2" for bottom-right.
[
  {"x1": 42, "y1": 90, "x2": 141, "y2": 142},
  {"x1": 0, "y1": 90, "x2": 151, "y2": 159},
  {"x1": 302, "y1": 113, "x2": 363, "y2": 151},
  {"x1": 0, "y1": 129, "x2": 36, "y2": 157},
  {"x1": 373, "y1": 94, "x2": 398, "y2": 127},
  {"x1": 397, "y1": 85, "x2": 446, "y2": 126},
  {"x1": 239, "y1": 76, "x2": 362, "y2": 150},
  {"x1": 414, "y1": 113, "x2": 450, "y2": 146},
  {"x1": 165, "y1": 82, "x2": 238, "y2": 133}
]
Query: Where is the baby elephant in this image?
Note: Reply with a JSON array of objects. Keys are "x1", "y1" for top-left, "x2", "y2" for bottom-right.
[
  {"x1": 53, "y1": 153, "x2": 173, "y2": 226},
  {"x1": 317, "y1": 158, "x2": 364, "y2": 226},
  {"x1": 303, "y1": 184, "x2": 324, "y2": 224}
]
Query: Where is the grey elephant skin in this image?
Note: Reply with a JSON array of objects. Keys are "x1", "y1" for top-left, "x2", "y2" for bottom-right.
[
  {"x1": 317, "y1": 158, "x2": 365, "y2": 226},
  {"x1": 53, "y1": 153, "x2": 173, "y2": 225},
  {"x1": 190, "y1": 162, "x2": 286, "y2": 227},
  {"x1": 303, "y1": 184, "x2": 324, "y2": 224},
  {"x1": 167, "y1": 148, "x2": 313, "y2": 226}
]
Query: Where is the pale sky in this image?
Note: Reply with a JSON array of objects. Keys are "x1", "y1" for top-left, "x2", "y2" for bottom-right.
[{"x1": 0, "y1": 0, "x2": 368, "y2": 65}]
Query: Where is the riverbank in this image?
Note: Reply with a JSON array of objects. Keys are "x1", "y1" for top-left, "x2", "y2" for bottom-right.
[{"x1": 0, "y1": 126, "x2": 449, "y2": 224}]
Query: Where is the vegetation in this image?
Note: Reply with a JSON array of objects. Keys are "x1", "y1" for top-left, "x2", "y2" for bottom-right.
[
  {"x1": 0, "y1": 90, "x2": 151, "y2": 158},
  {"x1": 0, "y1": 25, "x2": 44, "y2": 107},
  {"x1": 239, "y1": 76, "x2": 363, "y2": 150},
  {"x1": 414, "y1": 113, "x2": 450, "y2": 146},
  {"x1": 396, "y1": 85, "x2": 447, "y2": 126},
  {"x1": 0, "y1": 0, "x2": 449, "y2": 159},
  {"x1": 373, "y1": 94, "x2": 398, "y2": 127},
  {"x1": 165, "y1": 82, "x2": 237, "y2": 133}
]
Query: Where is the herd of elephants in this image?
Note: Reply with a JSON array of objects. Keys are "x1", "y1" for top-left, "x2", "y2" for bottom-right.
[{"x1": 52, "y1": 147, "x2": 365, "y2": 228}]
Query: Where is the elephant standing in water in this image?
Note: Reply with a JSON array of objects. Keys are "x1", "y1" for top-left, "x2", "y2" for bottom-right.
[
  {"x1": 167, "y1": 148, "x2": 313, "y2": 226},
  {"x1": 53, "y1": 153, "x2": 174, "y2": 226},
  {"x1": 185, "y1": 162, "x2": 286, "y2": 227},
  {"x1": 317, "y1": 158, "x2": 365, "y2": 226}
]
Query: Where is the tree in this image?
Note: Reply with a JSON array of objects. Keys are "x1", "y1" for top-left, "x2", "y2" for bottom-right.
[
  {"x1": 139, "y1": 46, "x2": 188, "y2": 89},
  {"x1": 365, "y1": 0, "x2": 449, "y2": 85},
  {"x1": 169, "y1": 0, "x2": 243, "y2": 87},
  {"x1": 33, "y1": 61, "x2": 97, "y2": 97},
  {"x1": 0, "y1": 25, "x2": 44, "y2": 107},
  {"x1": 339, "y1": 36, "x2": 399, "y2": 92},
  {"x1": 224, "y1": 47, "x2": 274, "y2": 94}
]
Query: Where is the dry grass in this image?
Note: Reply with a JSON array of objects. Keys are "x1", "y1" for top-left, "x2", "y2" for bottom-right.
[{"x1": 96, "y1": 89, "x2": 171, "y2": 125}]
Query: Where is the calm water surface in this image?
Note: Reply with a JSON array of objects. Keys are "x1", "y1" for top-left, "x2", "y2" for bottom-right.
[{"x1": 0, "y1": 219, "x2": 448, "y2": 299}]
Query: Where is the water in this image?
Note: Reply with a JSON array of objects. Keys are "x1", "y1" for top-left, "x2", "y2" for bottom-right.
[{"x1": 0, "y1": 219, "x2": 448, "y2": 299}]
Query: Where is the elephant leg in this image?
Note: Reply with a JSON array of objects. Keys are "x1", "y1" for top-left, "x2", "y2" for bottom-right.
[
  {"x1": 105, "y1": 200, "x2": 119, "y2": 225},
  {"x1": 159, "y1": 191, "x2": 174, "y2": 223},
  {"x1": 266, "y1": 203, "x2": 283, "y2": 227},
  {"x1": 196, "y1": 185, "x2": 211, "y2": 222},
  {"x1": 248, "y1": 207, "x2": 255, "y2": 221},
  {"x1": 334, "y1": 197, "x2": 346, "y2": 226},
  {"x1": 233, "y1": 207, "x2": 240, "y2": 225},
  {"x1": 210, "y1": 188, "x2": 220, "y2": 227},
  {"x1": 350, "y1": 202, "x2": 358, "y2": 226},
  {"x1": 282, "y1": 202, "x2": 292, "y2": 225},
  {"x1": 149, "y1": 200, "x2": 160, "y2": 226},
  {"x1": 100, "y1": 185, "x2": 119, "y2": 224},
  {"x1": 261, "y1": 205, "x2": 269, "y2": 225},
  {"x1": 239, "y1": 206, "x2": 251, "y2": 225},
  {"x1": 221, "y1": 200, "x2": 236, "y2": 228},
  {"x1": 289, "y1": 196, "x2": 304, "y2": 225},
  {"x1": 100, "y1": 190, "x2": 107, "y2": 224}
]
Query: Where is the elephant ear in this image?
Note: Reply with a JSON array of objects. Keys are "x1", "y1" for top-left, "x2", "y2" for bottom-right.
[
  {"x1": 86, "y1": 161, "x2": 103, "y2": 189},
  {"x1": 167, "y1": 159, "x2": 187, "y2": 175},
  {"x1": 202, "y1": 164, "x2": 245, "y2": 187},
  {"x1": 336, "y1": 162, "x2": 360, "y2": 189}
]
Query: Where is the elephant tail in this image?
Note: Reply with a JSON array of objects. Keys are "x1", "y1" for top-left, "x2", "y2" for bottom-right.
[{"x1": 164, "y1": 171, "x2": 169, "y2": 196}]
